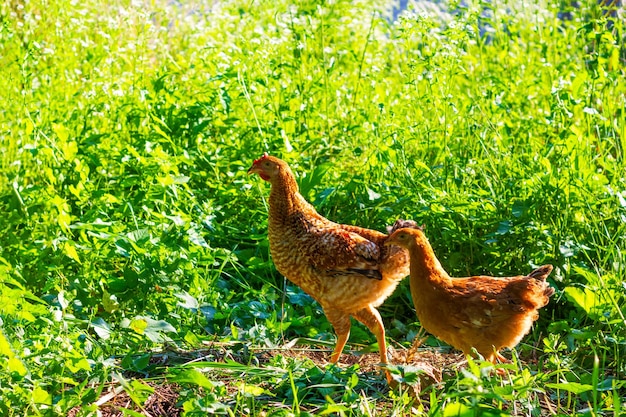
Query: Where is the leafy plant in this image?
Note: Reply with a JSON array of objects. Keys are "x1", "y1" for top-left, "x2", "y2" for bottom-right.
[{"x1": 0, "y1": 0, "x2": 624, "y2": 414}]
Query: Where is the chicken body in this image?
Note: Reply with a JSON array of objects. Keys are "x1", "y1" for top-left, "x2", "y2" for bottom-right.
[
  {"x1": 248, "y1": 154, "x2": 412, "y2": 372},
  {"x1": 385, "y1": 228, "x2": 554, "y2": 363}
]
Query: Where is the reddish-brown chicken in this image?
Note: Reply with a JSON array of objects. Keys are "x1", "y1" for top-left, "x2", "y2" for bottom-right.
[
  {"x1": 385, "y1": 227, "x2": 554, "y2": 364},
  {"x1": 248, "y1": 154, "x2": 414, "y2": 377}
]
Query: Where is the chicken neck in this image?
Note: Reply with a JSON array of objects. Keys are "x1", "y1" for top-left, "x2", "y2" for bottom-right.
[
  {"x1": 407, "y1": 239, "x2": 449, "y2": 285},
  {"x1": 267, "y1": 169, "x2": 317, "y2": 223}
]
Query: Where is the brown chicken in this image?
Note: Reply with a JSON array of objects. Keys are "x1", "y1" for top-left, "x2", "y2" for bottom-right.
[
  {"x1": 385, "y1": 227, "x2": 554, "y2": 364},
  {"x1": 248, "y1": 153, "x2": 415, "y2": 376}
]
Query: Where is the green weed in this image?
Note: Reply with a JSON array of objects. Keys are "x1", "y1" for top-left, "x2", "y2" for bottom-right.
[{"x1": 0, "y1": 0, "x2": 624, "y2": 414}]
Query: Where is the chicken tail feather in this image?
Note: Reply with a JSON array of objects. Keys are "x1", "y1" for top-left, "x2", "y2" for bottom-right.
[
  {"x1": 386, "y1": 219, "x2": 421, "y2": 234},
  {"x1": 527, "y1": 264, "x2": 553, "y2": 281},
  {"x1": 528, "y1": 265, "x2": 555, "y2": 300}
]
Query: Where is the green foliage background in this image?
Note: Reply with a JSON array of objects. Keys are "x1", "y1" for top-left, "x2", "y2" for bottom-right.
[{"x1": 0, "y1": 0, "x2": 624, "y2": 414}]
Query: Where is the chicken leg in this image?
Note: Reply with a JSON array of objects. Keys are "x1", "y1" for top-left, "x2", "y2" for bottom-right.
[
  {"x1": 325, "y1": 305, "x2": 392, "y2": 382},
  {"x1": 324, "y1": 309, "x2": 352, "y2": 364},
  {"x1": 353, "y1": 306, "x2": 389, "y2": 365}
]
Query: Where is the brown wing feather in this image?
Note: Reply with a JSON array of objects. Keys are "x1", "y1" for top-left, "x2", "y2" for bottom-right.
[
  {"x1": 440, "y1": 277, "x2": 536, "y2": 328},
  {"x1": 290, "y1": 213, "x2": 382, "y2": 279},
  {"x1": 441, "y1": 274, "x2": 552, "y2": 330}
]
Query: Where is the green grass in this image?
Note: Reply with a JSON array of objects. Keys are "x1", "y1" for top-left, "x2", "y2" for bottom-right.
[{"x1": 0, "y1": 0, "x2": 625, "y2": 415}]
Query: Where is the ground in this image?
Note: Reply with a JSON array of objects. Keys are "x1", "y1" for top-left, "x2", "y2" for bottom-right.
[{"x1": 67, "y1": 341, "x2": 505, "y2": 416}]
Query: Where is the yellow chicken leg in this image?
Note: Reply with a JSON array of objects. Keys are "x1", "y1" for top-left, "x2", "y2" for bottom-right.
[
  {"x1": 325, "y1": 309, "x2": 351, "y2": 364},
  {"x1": 354, "y1": 306, "x2": 393, "y2": 383},
  {"x1": 326, "y1": 306, "x2": 393, "y2": 383},
  {"x1": 353, "y1": 306, "x2": 388, "y2": 364}
]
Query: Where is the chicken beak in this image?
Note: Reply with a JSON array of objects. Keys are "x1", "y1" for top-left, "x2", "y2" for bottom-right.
[
  {"x1": 248, "y1": 164, "x2": 271, "y2": 181},
  {"x1": 247, "y1": 162, "x2": 265, "y2": 176}
]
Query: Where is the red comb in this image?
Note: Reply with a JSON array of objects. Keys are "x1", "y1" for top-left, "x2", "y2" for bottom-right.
[{"x1": 253, "y1": 152, "x2": 269, "y2": 164}]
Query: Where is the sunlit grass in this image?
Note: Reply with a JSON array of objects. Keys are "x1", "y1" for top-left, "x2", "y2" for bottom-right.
[{"x1": 0, "y1": 0, "x2": 624, "y2": 414}]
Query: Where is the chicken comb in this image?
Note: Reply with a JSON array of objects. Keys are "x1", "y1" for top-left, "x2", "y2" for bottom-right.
[{"x1": 253, "y1": 152, "x2": 270, "y2": 165}]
